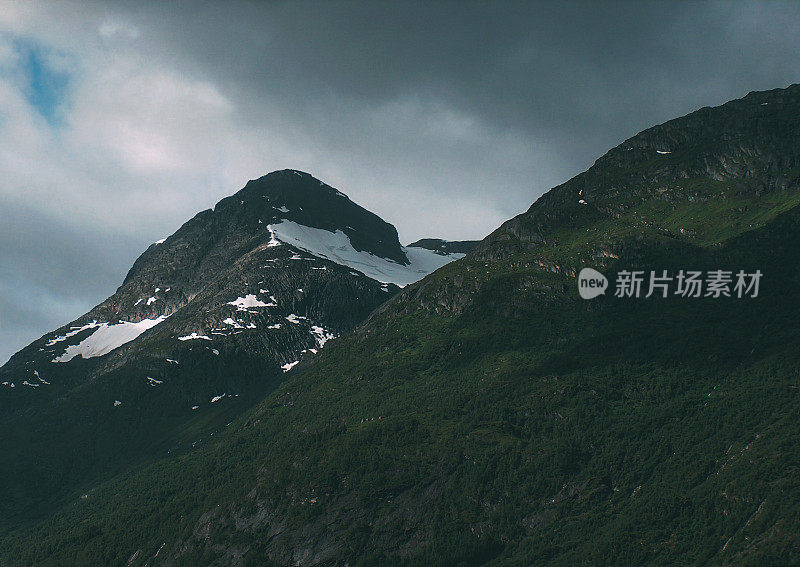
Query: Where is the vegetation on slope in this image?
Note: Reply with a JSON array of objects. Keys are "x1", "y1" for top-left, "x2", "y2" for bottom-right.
[{"x1": 3, "y1": 194, "x2": 800, "y2": 566}]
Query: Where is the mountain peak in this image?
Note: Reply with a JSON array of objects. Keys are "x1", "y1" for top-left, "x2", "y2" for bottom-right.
[
  {"x1": 244, "y1": 169, "x2": 350, "y2": 201},
  {"x1": 211, "y1": 169, "x2": 407, "y2": 265}
]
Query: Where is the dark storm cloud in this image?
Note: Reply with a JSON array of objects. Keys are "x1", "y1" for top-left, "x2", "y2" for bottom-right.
[
  {"x1": 2, "y1": 1, "x2": 800, "y2": 362},
  {"x1": 117, "y1": 1, "x2": 800, "y2": 170}
]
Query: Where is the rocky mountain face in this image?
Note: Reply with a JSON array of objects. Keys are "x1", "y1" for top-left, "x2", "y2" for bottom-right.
[
  {"x1": 396, "y1": 84, "x2": 800, "y2": 319},
  {"x1": 407, "y1": 238, "x2": 479, "y2": 255},
  {"x1": 4, "y1": 86, "x2": 800, "y2": 566},
  {"x1": 0, "y1": 169, "x2": 465, "y2": 534},
  {"x1": 480, "y1": 84, "x2": 800, "y2": 258}
]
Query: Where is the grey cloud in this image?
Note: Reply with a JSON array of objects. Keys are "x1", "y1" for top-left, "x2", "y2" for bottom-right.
[
  {"x1": 114, "y1": 3, "x2": 800, "y2": 148},
  {"x1": 0, "y1": 197, "x2": 147, "y2": 361},
  {"x1": 100, "y1": 1, "x2": 800, "y2": 206}
]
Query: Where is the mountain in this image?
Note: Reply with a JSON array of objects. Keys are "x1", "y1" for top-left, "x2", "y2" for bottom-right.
[
  {"x1": 407, "y1": 238, "x2": 479, "y2": 255},
  {"x1": 0, "y1": 169, "x2": 465, "y2": 535},
  {"x1": 4, "y1": 85, "x2": 800, "y2": 566}
]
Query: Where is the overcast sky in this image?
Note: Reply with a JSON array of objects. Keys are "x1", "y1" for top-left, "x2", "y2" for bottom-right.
[{"x1": 2, "y1": 1, "x2": 800, "y2": 363}]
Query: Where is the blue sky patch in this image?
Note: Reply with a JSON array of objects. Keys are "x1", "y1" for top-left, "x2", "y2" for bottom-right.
[{"x1": 12, "y1": 38, "x2": 71, "y2": 127}]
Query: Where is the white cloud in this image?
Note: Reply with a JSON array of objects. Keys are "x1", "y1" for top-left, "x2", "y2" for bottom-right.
[
  {"x1": 98, "y1": 19, "x2": 140, "y2": 39},
  {"x1": 0, "y1": 2, "x2": 546, "y2": 250}
]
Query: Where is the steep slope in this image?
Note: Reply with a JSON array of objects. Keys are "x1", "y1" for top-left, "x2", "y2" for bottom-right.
[
  {"x1": 0, "y1": 169, "x2": 463, "y2": 535},
  {"x1": 4, "y1": 85, "x2": 800, "y2": 566}
]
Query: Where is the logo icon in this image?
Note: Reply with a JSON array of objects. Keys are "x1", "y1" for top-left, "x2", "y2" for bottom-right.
[{"x1": 578, "y1": 267, "x2": 608, "y2": 299}]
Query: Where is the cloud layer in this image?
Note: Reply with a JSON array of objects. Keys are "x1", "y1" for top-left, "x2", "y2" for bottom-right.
[{"x1": 2, "y1": 1, "x2": 800, "y2": 362}]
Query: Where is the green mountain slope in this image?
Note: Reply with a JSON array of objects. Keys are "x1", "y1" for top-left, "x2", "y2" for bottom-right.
[{"x1": 3, "y1": 85, "x2": 800, "y2": 566}]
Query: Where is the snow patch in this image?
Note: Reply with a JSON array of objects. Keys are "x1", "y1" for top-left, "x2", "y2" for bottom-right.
[
  {"x1": 281, "y1": 360, "x2": 299, "y2": 372},
  {"x1": 266, "y1": 225, "x2": 281, "y2": 247},
  {"x1": 46, "y1": 321, "x2": 103, "y2": 346},
  {"x1": 222, "y1": 317, "x2": 243, "y2": 329},
  {"x1": 310, "y1": 325, "x2": 335, "y2": 347},
  {"x1": 267, "y1": 221, "x2": 463, "y2": 286},
  {"x1": 228, "y1": 294, "x2": 274, "y2": 310},
  {"x1": 52, "y1": 316, "x2": 169, "y2": 363},
  {"x1": 178, "y1": 333, "x2": 212, "y2": 341}
]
